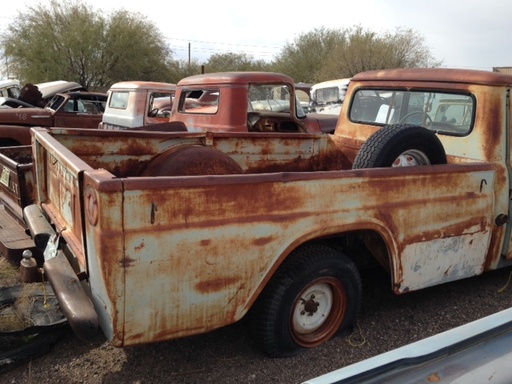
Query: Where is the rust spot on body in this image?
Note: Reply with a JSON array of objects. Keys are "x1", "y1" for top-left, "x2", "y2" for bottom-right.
[
  {"x1": 195, "y1": 277, "x2": 239, "y2": 293},
  {"x1": 253, "y1": 236, "x2": 275, "y2": 246}
]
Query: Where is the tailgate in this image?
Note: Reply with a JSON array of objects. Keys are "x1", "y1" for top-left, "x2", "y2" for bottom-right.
[
  {"x1": 28, "y1": 128, "x2": 100, "y2": 340},
  {"x1": 31, "y1": 128, "x2": 95, "y2": 269}
]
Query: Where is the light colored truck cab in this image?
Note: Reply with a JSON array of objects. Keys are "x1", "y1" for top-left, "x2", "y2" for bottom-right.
[
  {"x1": 3, "y1": 68, "x2": 512, "y2": 358},
  {"x1": 99, "y1": 81, "x2": 176, "y2": 130},
  {"x1": 310, "y1": 78, "x2": 351, "y2": 115}
]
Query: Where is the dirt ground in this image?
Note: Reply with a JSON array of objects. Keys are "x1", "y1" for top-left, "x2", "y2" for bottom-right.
[{"x1": 2, "y1": 264, "x2": 512, "y2": 384}]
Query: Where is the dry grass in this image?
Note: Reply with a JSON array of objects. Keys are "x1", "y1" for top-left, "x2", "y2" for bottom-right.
[
  {"x1": 1, "y1": 256, "x2": 64, "y2": 335},
  {"x1": 0, "y1": 256, "x2": 37, "y2": 331},
  {"x1": 0, "y1": 256, "x2": 19, "y2": 285}
]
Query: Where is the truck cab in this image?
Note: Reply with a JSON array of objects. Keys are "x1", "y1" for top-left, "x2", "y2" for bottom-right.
[
  {"x1": 310, "y1": 78, "x2": 351, "y2": 115},
  {"x1": 169, "y1": 72, "x2": 337, "y2": 133},
  {"x1": 99, "y1": 81, "x2": 176, "y2": 130}
]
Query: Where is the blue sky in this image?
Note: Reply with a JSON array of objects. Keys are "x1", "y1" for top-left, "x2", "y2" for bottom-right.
[{"x1": 1, "y1": 0, "x2": 510, "y2": 73}]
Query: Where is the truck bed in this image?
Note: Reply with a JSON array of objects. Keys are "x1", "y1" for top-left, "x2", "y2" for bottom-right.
[{"x1": 29, "y1": 127, "x2": 500, "y2": 347}]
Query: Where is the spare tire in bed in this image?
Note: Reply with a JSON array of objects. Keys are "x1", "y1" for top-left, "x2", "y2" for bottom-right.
[
  {"x1": 352, "y1": 124, "x2": 447, "y2": 169},
  {"x1": 141, "y1": 145, "x2": 244, "y2": 176}
]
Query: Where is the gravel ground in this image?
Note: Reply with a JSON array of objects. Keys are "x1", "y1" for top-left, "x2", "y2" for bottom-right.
[{"x1": 2, "y1": 265, "x2": 512, "y2": 384}]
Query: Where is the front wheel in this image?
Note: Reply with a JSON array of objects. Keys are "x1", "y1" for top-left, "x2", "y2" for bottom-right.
[{"x1": 250, "y1": 243, "x2": 362, "y2": 357}]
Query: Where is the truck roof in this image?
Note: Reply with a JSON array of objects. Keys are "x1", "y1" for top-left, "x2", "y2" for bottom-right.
[
  {"x1": 108, "y1": 81, "x2": 177, "y2": 91},
  {"x1": 177, "y1": 72, "x2": 295, "y2": 87},
  {"x1": 353, "y1": 68, "x2": 512, "y2": 87}
]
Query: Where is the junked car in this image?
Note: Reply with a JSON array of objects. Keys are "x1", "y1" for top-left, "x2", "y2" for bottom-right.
[{"x1": 0, "y1": 91, "x2": 106, "y2": 146}]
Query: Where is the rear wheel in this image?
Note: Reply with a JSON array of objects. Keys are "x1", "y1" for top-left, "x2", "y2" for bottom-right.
[{"x1": 250, "y1": 243, "x2": 362, "y2": 357}]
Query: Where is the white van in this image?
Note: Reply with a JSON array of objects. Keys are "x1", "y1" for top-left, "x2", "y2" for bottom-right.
[{"x1": 310, "y1": 78, "x2": 351, "y2": 115}]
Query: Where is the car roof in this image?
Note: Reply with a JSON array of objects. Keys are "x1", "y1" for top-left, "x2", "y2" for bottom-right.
[
  {"x1": 109, "y1": 81, "x2": 177, "y2": 91},
  {"x1": 36, "y1": 81, "x2": 86, "y2": 98}
]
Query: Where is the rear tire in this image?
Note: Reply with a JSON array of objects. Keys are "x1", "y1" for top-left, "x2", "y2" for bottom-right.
[{"x1": 250, "y1": 243, "x2": 362, "y2": 357}]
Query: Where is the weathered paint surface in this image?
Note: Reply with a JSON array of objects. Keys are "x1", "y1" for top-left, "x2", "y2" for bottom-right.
[{"x1": 27, "y1": 68, "x2": 512, "y2": 347}]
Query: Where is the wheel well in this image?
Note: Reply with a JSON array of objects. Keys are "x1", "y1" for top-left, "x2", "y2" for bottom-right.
[{"x1": 311, "y1": 230, "x2": 391, "y2": 272}]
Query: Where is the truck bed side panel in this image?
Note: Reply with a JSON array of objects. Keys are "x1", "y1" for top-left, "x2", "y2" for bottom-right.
[{"x1": 83, "y1": 164, "x2": 496, "y2": 346}]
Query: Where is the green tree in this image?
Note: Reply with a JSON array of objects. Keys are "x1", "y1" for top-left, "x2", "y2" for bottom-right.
[
  {"x1": 318, "y1": 26, "x2": 442, "y2": 80},
  {"x1": 271, "y1": 26, "x2": 442, "y2": 83},
  {"x1": 1, "y1": 0, "x2": 175, "y2": 90},
  {"x1": 203, "y1": 52, "x2": 271, "y2": 73},
  {"x1": 167, "y1": 59, "x2": 204, "y2": 83},
  {"x1": 271, "y1": 27, "x2": 346, "y2": 83}
]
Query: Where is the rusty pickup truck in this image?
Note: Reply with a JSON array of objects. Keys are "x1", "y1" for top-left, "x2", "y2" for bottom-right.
[
  {"x1": 1, "y1": 68, "x2": 512, "y2": 358},
  {"x1": 0, "y1": 91, "x2": 106, "y2": 146}
]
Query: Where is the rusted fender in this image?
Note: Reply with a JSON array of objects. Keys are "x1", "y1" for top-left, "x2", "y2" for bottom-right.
[{"x1": 43, "y1": 250, "x2": 98, "y2": 341}]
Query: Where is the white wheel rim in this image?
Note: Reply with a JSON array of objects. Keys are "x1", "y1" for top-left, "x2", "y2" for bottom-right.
[
  {"x1": 292, "y1": 283, "x2": 333, "y2": 335},
  {"x1": 392, "y1": 149, "x2": 431, "y2": 167}
]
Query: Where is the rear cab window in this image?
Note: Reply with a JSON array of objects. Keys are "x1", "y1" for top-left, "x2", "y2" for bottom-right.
[
  {"x1": 349, "y1": 89, "x2": 475, "y2": 136},
  {"x1": 109, "y1": 92, "x2": 130, "y2": 109},
  {"x1": 178, "y1": 89, "x2": 219, "y2": 114}
]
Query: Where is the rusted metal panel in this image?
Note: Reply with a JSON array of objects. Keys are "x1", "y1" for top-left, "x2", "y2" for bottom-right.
[{"x1": 79, "y1": 159, "x2": 498, "y2": 346}]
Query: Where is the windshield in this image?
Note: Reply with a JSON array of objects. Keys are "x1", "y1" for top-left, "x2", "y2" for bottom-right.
[{"x1": 349, "y1": 89, "x2": 474, "y2": 136}]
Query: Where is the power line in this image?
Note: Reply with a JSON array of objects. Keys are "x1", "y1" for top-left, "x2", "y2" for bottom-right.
[
  {"x1": 165, "y1": 36, "x2": 284, "y2": 51},
  {"x1": 165, "y1": 36, "x2": 283, "y2": 61}
]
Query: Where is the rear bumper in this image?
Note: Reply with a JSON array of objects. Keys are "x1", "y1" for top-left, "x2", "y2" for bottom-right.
[
  {"x1": 22, "y1": 204, "x2": 99, "y2": 341},
  {"x1": 43, "y1": 249, "x2": 99, "y2": 341}
]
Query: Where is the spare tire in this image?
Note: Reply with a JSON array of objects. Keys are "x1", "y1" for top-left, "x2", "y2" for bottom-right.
[
  {"x1": 141, "y1": 145, "x2": 244, "y2": 176},
  {"x1": 352, "y1": 124, "x2": 447, "y2": 169}
]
